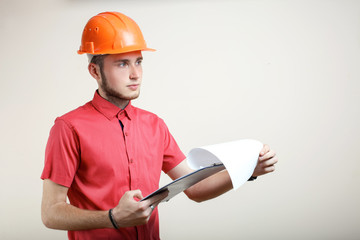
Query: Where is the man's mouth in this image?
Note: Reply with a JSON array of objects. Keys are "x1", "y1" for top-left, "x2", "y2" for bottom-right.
[{"x1": 128, "y1": 84, "x2": 139, "y2": 90}]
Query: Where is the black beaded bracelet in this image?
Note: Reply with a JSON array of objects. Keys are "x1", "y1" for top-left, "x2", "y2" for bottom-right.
[{"x1": 109, "y1": 208, "x2": 119, "y2": 229}]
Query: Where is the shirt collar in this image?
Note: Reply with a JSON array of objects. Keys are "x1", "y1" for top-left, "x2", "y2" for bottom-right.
[{"x1": 91, "y1": 91, "x2": 133, "y2": 121}]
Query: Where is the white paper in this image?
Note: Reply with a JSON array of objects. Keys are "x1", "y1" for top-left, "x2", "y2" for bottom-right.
[{"x1": 187, "y1": 139, "x2": 263, "y2": 190}]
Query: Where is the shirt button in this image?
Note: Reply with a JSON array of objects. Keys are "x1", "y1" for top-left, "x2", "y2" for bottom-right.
[
  {"x1": 125, "y1": 132, "x2": 128, "y2": 136},
  {"x1": 130, "y1": 159, "x2": 134, "y2": 163}
]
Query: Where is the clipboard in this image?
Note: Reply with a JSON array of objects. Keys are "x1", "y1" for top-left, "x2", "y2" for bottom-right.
[
  {"x1": 141, "y1": 139, "x2": 262, "y2": 203},
  {"x1": 141, "y1": 163, "x2": 225, "y2": 203}
]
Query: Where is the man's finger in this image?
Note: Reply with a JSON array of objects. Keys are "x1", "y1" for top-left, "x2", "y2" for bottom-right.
[
  {"x1": 141, "y1": 189, "x2": 169, "y2": 209},
  {"x1": 129, "y1": 189, "x2": 144, "y2": 201},
  {"x1": 143, "y1": 190, "x2": 169, "y2": 216},
  {"x1": 259, "y1": 149, "x2": 276, "y2": 161},
  {"x1": 261, "y1": 156, "x2": 278, "y2": 167},
  {"x1": 264, "y1": 165, "x2": 276, "y2": 173},
  {"x1": 260, "y1": 144, "x2": 270, "y2": 156}
]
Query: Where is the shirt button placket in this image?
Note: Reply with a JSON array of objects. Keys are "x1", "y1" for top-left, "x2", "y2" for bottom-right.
[
  {"x1": 124, "y1": 132, "x2": 131, "y2": 163},
  {"x1": 124, "y1": 130, "x2": 136, "y2": 190}
]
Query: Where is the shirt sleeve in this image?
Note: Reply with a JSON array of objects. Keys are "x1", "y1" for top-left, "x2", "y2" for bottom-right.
[
  {"x1": 160, "y1": 119, "x2": 186, "y2": 173},
  {"x1": 41, "y1": 118, "x2": 80, "y2": 187}
]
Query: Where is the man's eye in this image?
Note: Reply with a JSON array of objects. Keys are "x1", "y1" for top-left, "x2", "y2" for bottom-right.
[
  {"x1": 118, "y1": 62, "x2": 127, "y2": 67},
  {"x1": 136, "y1": 60, "x2": 142, "y2": 65}
]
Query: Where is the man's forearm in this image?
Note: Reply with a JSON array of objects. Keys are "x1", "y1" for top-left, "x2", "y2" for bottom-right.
[
  {"x1": 42, "y1": 201, "x2": 113, "y2": 231},
  {"x1": 184, "y1": 170, "x2": 233, "y2": 203}
]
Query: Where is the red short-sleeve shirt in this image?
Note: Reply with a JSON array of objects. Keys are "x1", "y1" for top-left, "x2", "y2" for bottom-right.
[{"x1": 41, "y1": 91, "x2": 185, "y2": 240}]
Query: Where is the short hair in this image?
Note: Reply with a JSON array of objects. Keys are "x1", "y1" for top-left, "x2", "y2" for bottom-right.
[{"x1": 88, "y1": 54, "x2": 108, "y2": 69}]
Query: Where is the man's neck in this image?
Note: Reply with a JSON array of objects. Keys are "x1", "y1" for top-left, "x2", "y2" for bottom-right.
[
  {"x1": 98, "y1": 90, "x2": 129, "y2": 109},
  {"x1": 106, "y1": 96, "x2": 129, "y2": 110}
]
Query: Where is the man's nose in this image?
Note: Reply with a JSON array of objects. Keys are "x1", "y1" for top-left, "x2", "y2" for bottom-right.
[{"x1": 129, "y1": 65, "x2": 141, "y2": 80}]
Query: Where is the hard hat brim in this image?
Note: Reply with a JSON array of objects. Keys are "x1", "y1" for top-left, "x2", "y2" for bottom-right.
[{"x1": 78, "y1": 47, "x2": 156, "y2": 55}]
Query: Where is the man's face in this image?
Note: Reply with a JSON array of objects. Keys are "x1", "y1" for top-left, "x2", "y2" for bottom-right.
[{"x1": 98, "y1": 51, "x2": 143, "y2": 103}]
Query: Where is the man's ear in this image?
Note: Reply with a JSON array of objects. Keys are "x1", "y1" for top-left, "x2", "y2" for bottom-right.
[{"x1": 88, "y1": 63, "x2": 101, "y2": 82}]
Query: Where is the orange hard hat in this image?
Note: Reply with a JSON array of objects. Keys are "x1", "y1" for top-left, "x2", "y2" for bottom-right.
[{"x1": 78, "y1": 12, "x2": 155, "y2": 55}]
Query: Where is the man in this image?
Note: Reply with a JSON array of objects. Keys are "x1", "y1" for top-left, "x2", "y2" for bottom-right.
[{"x1": 41, "y1": 11, "x2": 278, "y2": 240}]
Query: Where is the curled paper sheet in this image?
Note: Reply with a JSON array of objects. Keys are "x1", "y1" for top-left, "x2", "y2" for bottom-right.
[
  {"x1": 141, "y1": 139, "x2": 263, "y2": 203},
  {"x1": 187, "y1": 139, "x2": 263, "y2": 190}
]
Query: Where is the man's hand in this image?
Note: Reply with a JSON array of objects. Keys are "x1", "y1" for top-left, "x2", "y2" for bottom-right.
[
  {"x1": 111, "y1": 189, "x2": 168, "y2": 228},
  {"x1": 252, "y1": 144, "x2": 278, "y2": 177},
  {"x1": 41, "y1": 179, "x2": 169, "y2": 231}
]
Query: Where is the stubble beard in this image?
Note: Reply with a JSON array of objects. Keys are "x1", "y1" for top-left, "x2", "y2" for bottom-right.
[{"x1": 100, "y1": 67, "x2": 140, "y2": 101}]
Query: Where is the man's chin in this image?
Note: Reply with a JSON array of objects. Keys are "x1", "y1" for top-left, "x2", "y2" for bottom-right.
[{"x1": 128, "y1": 92, "x2": 140, "y2": 100}]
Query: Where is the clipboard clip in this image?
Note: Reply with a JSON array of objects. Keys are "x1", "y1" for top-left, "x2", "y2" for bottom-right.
[{"x1": 212, "y1": 163, "x2": 224, "y2": 167}]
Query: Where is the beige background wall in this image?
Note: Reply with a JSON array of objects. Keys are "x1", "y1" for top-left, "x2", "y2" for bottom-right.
[{"x1": 1, "y1": 0, "x2": 359, "y2": 239}]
